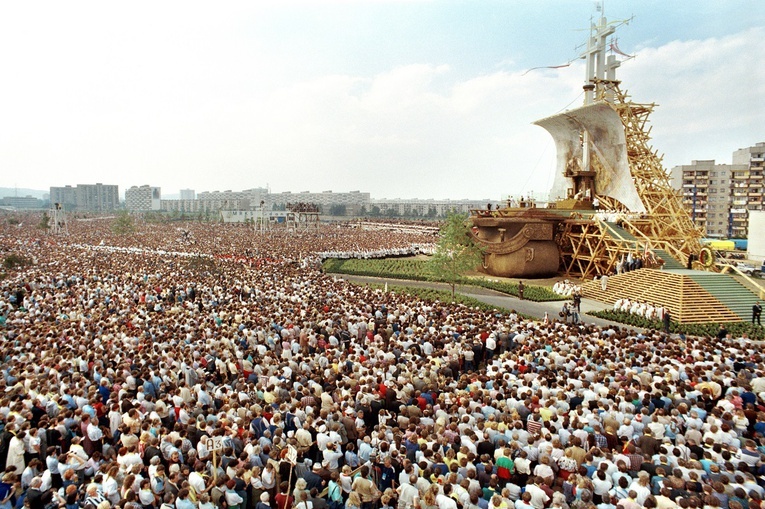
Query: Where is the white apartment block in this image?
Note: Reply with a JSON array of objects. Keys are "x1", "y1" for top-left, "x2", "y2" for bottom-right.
[
  {"x1": 125, "y1": 185, "x2": 161, "y2": 211},
  {"x1": 50, "y1": 183, "x2": 119, "y2": 211},
  {"x1": 671, "y1": 142, "x2": 764, "y2": 238}
]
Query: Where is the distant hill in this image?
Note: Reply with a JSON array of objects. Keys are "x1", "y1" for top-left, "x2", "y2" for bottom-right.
[{"x1": 0, "y1": 187, "x2": 47, "y2": 199}]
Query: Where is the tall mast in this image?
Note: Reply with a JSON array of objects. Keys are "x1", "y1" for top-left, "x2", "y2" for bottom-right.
[{"x1": 580, "y1": 1, "x2": 615, "y2": 173}]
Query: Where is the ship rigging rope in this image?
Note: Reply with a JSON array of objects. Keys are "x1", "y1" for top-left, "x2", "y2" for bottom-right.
[{"x1": 555, "y1": 91, "x2": 584, "y2": 115}]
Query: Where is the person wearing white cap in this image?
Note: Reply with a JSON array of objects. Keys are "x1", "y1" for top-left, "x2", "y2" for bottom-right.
[
  {"x1": 485, "y1": 333, "x2": 496, "y2": 362},
  {"x1": 316, "y1": 424, "x2": 330, "y2": 452},
  {"x1": 255, "y1": 492, "x2": 271, "y2": 509}
]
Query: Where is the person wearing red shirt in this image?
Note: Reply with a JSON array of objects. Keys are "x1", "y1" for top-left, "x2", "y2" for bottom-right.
[
  {"x1": 415, "y1": 392, "x2": 427, "y2": 411},
  {"x1": 274, "y1": 483, "x2": 293, "y2": 509}
]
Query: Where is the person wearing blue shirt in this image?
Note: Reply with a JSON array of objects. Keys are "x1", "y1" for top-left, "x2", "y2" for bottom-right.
[
  {"x1": 344, "y1": 443, "x2": 360, "y2": 469},
  {"x1": 97, "y1": 380, "x2": 110, "y2": 405},
  {"x1": 61, "y1": 391, "x2": 76, "y2": 411},
  {"x1": 175, "y1": 489, "x2": 196, "y2": 509},
  {"x1": 377, "y1": 458, "x2": 396, "y2": 491},
  {"x1": 143, "y1": 378, "x2": 157, "y2": 399},
  {"x1": 690, "y1": 403, "x2": 707, "y2": 421}
]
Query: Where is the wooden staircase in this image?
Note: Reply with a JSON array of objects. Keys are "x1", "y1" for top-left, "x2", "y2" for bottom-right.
[
  {"x1": 581, "y1": 268, "x2": 743, "y2": 324},
  {"x1": 653, "y1": 249, "x2": 685, "y2": 270},
  {"x1": 687, "y1": 273, "x2": 759, "y2": 321}
]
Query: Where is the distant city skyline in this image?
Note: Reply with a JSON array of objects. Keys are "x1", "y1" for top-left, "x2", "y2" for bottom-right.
[
  {"x1": 0, "y1": 184, "x2": 509, "y2": 202},
  {"x1": 0, "y1": 1, "x2": 763, "y2": 200}
]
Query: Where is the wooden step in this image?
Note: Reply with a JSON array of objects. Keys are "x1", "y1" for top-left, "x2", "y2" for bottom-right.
[{"x1": 581, "y1": 268, "x2": 742, "y2": 324}]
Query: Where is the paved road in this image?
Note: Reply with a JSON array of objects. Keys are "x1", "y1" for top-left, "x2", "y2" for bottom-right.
[{"x1": 334, "y1": 274, "x2": 641, "y2": 330}]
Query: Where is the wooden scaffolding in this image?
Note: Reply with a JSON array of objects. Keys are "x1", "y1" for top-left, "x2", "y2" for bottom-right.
[{"x1": 557, "y1": 80, "x2": 705, "y2": 280}]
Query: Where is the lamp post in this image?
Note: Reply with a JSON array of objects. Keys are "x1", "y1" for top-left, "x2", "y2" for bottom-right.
[{"x1": 259, "y1": 200, "x2": 266, "y2": 233}]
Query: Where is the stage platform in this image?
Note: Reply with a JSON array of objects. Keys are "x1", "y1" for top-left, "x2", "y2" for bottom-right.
[{"x1": 581, "y1": 268, "x2": 760, "y2": 324}]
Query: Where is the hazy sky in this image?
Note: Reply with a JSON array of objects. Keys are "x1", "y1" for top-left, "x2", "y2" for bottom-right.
[{"x1": 1, "y1": 1, "x2": 763, "y2": 200}]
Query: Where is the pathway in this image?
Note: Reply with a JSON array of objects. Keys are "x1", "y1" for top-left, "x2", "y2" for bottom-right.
[{"x1": 335, "y1": 274, "x2": 643, "y2": 330}]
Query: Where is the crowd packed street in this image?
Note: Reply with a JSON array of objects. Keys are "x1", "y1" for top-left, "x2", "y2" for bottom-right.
[{"x1": 1, "y1": 215, "x2": 765, "y2": 509}]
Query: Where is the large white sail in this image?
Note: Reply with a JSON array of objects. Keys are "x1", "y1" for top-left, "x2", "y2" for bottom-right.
[{"x1": 534, "y1": 102, "x2": 646, "y2": 213}]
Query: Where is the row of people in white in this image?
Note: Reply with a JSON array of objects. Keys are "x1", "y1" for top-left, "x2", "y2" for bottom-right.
[
  {"x1": 552, "y1": 280, "x2": 581, "y2": 296},
  {"x1": 317, "y1": 244, "x2": 435, "y2": 259},
  {"x1": 613, "y1": 298, "x2": 666, "y2": 321}
]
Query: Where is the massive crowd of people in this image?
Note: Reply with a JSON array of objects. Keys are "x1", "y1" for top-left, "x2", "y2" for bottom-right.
[{"x1": 1, "y1": 214, "x2": 765, "y2": 509}]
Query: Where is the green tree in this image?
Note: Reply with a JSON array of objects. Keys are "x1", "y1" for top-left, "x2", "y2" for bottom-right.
[
  {"x1": 38, "y1": 212, "x2": 50, "y2": 230},
  {"x1": 370, "y1": 206, "x2": 381, "y2": 217},
  {"x1": 329, "y1": 204, "x2": 347, "y2": 216},
  {"x1": 3, "y1": 253, "x2": 32, "y2": 270},
  {"x1": 111, "y1": 210, "x2": 135, "y2": 235},
  {"x1": 144, "y1": 211, "x2": 164, "y2": 223},
  {"x1": 425, "y1": 212, "x2": 484, "y2": 298}
]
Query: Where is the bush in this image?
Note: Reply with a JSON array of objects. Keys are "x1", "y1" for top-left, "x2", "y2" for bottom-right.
[
  {"x1": 3, "y1": 253, "x2": 32, "y2": 270},
  {"x1": 111, "y1": 211, "x2": 135, "y2": 235},
  {"x1": 322, "y1": 257, "x2": 565, "y2": 302},
  {"x1": 323, "y1": 258, "x2": 427, "y2": 280},
  {"x1": 465, "y1": 278, "x2": 565, "y2": 302},
  {"x1": 589, "y1": 309, "x2": 765, "y2": 340}
]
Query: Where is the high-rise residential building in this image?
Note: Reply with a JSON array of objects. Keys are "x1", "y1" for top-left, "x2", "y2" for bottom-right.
[
  {"x1": 125, "y1": 185, "x2": 161, "y2": 211},
  {"x1": 267, "y1": 190, "x2": 370, "y2": 215},
  {"x1": 730, "y1": 142, "x2": 765, "y2": 238},
  {"x1": 194, "y1": 188, "x2": 268, "y2": 211},
  {"x1": 671, "y1": 142, "x2": 764, "y2": 238},
  {"x1": 50, "y1": 183, "x2": 119, "y2": 211},
  {"x1": 367, "y1": 197, "x2": 496, "y2": 217},
  {"x1": 180, "y1": 189, "x2": 196, "y2": 200},
  {"x1": 157, "y1": 185, "x2": 494, "y2": 218},
  {"x1": 49, "y1": 185, "x2": 78, "y2": 210},
  {"x1": 670, "y1": 160, "x2": 744, "y2": 237},
  {"x1": 76, "y1": 183, "x2": 120, "y2": 211}
]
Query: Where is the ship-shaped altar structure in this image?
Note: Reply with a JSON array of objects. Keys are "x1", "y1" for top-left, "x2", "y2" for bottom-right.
[{"x1": 470, "y1": 11, "x2": 762, "y2": 323}]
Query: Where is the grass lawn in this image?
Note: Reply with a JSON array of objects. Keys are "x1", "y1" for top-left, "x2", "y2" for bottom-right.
[{"x1": 322, "y1": 257, "x2": 565, "y2": 302}]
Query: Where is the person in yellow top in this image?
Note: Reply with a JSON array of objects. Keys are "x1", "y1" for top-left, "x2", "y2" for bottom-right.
[
  {"x1": 490, "y1": 494, "x2": 508, "y2": 509},
  {"x1": 696, "y1": 380, "x2": 722, "y2": 399},
  {"x1": 538, "y1": 401, "x2": 555, "y2": 422},
  {"x1": 443, "y1": 448, "x2": 458, "y2": 470},
  {"x1": 455, "y1": 445, "x2": 470, "y2": 465}
]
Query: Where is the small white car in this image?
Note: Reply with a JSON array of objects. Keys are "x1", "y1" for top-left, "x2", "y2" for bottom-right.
[{"x1": 735, "y1": 262, "x2": 757, "y2": 276}]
